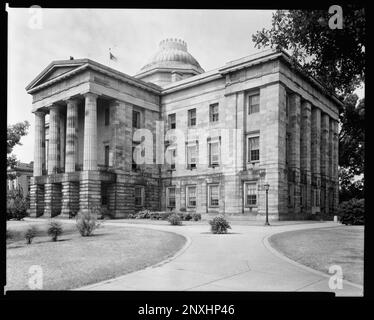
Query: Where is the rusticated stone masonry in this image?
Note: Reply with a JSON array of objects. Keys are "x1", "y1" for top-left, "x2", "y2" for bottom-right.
[
  {"x1": 44, "y1": 183, "x2": 62, "y2": 217},
  {"x1": 61, "y1": 181, "x2": 79, "y2": 216}
]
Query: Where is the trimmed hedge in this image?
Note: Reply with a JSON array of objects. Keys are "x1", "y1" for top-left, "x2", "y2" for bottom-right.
[
  {"x1": 338, "y1": 198, "x2": 364, "y2": 225},
  {"x1": 129, "y1": 210, "x2": 202, "y2": 221}
]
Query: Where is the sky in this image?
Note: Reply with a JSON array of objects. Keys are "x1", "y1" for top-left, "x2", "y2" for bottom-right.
[{"x1": 7, "y1": 8, "x2": 364, "y2": 164}]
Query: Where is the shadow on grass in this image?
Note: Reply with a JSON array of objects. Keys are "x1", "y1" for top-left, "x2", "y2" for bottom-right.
[{"x1": 200, "y1": 232, "x2": 241, "y2": 235}]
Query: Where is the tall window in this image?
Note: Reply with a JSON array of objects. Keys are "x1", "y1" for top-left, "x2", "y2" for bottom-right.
[
  {"x1": 248, "y1": 136, "x2": 260, "y2": 162},
  {"x1": 248, "y1": 94, "x2": 260, "y2": 114},
  {"x1": 210, "y1": 103, "x2": 219, "y2": 122},
  {"x1": 168, "y1": 113, "x2": 176, "y2": 129},
  {"x1": 166, "y1": 148, "x2": 176, "y2": 170},
  {"x1": 105, "y1": 107, "x2": 110, "y2": 126},
  {"x1": 132, "y1": 143, "x2": 140, "y2": 171},
  {"x1": 245, "y1": 183, "x2": 257, "y2": 206},
  {"x1": 313, "y1": 189, "x2": 320, "y2": 207},
  {"x1": 209, "y1": 184, "x2": 219, "y2": 207},
  {"x1": 188, "y1": 108, "x2": 196, "y2": 127},
  {"x1": 167, "y1": 187, "x2": 176, "y2": 207},
  {"x1": 187, "y1": 144, "x2": 197, "y2": 169},
  {"x1": 187, "y1": 186, "x2": 197, "y2": 207},
  {"x1": 134, "y1": 186, "x2": 144, "y2": 206},
  {"x1": 133, "y1": 110, "x2": 141, "y2": 129},
  {"x1": 209, "y1": 140, "x2": 220, "y2": 167},
  {"x1": 104, "y1": 145, "x2": 110, "y2": 167}
]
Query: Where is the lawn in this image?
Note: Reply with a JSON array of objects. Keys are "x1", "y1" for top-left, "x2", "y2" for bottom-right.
[
  {"x1": 269, "y1": 226, "x2": 364, "y2": 285},
  {"x1": 6, "y1": 221, "x2": 186, "y2": 290}
]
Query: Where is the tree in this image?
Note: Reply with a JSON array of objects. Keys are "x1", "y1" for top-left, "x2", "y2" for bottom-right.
[
  {"x1": 252, "y1": 7, "x2": 365, "y2": 201},
  {"x1": 252, "y1": 6, "x2": 365, "y2": 96},
  {"x1": 7, "y1": 121, "x2": 30, "y2": 178}
]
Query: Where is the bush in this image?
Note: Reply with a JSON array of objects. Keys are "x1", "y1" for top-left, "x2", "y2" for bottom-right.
[
  {"x1": 209, "y1": 215, "x2": 231, "y2": 234},
  {"x1": 25, "y1": 226, "x2": 38, "y2": 244},
  {"x1": 192, "y1": 213, "x2": 201, "y2": 221},
  {"x1": 7, "y1": 189, "x2": 29, "y2": 220},
  {"x1": 168, "y1": 213, "x2": 182, "y2": 225},
  {"x1": 6, "y1": 229, "x2": 12, "y2": 240},
  {"x1": 76, "y1": 210, "x2": 101, "y2": 236},
  {"x1": 338, "y1": 198, "x2": 365, "y2": 225},
  {"x1": 182, "y1": 213, "x2": 193, "y2": 221},
  {"x1": 47, "y1": 221, "x2": 63, "y2": 241},
  {"x1": 179, "y1": 207, "x2": 186, "y2": 212}
]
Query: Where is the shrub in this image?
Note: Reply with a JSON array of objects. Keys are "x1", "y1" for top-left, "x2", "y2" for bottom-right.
[
  {"x1": 99, "y1": 207, "x2": 114, "y2": 220},
  {"x1": 168, "y1": 213, "x2": 182, "y2": 225},
  {"x1": 179, "y1": 207, "x2": 186, "y2": 212},
  {"x1": 47, "y1": 221, "x2": 63, "y2": 241},
  {"x1": 182, "y1": 213, "x2": 193, "y2": 221},
  {"x1": 25, "y1": 226, "x2": 38, "y2": 244},
  {"x1": 192, "y1": 213, "x2": 201, "y2": 221},
  {"x1": 76, "y1": 210, "x2": 101, "y2": 236},
  {"x1": 209, "y1": 215, "x2": 231, "y2": 234},
  {"x1": 338, "y1": 198, "x2": 365, "y2": 225},
  {"x1": 7, "y1": 189, "x2": 29, "y2": 220},
  {"x1": 6, "y1": 229, "x2": 12, "y2": 240}
]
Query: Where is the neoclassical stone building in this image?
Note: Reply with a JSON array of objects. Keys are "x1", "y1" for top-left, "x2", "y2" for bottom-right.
[{"x1": 27, "y1": 38, "x2": 341, "y2": 220}]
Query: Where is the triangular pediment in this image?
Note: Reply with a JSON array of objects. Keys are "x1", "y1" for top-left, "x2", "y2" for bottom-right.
[{"x1": 26, "y1": 59, "x2": 89, "y2": 92}]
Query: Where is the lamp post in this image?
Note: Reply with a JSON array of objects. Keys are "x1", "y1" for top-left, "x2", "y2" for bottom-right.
[{"x1": 264, "y1": 183, "x2": 270, "y2": 226}]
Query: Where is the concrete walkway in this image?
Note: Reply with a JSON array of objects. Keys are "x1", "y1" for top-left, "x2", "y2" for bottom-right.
[{"x1": 71, "y1": 220, "x2": 363, "y2": 296}]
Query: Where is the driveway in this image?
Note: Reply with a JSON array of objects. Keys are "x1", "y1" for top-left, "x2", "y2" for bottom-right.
[{"x1": 74, "y1": 220, "x2": 363, "y2": 296}]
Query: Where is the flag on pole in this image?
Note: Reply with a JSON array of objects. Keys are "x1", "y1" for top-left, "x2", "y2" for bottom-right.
[{"x1": 109, "y1": 48, "x2": 118, "y2": 61}]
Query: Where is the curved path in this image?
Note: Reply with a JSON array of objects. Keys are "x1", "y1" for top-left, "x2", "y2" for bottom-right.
[{"x1": 75, "y1": 221, "x2": 363, "y2": 296}]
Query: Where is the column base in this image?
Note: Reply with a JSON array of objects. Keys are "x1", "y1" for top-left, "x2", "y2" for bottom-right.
[
  {"x1": 29, "y1": 184, "x2": 45, "y2": 217},
  {"x1": 44, "y1": 183, "x2": 62, "y2": 218},
  {"x1": 61, "y1": 181, "x2": 80, "y2": 218}
]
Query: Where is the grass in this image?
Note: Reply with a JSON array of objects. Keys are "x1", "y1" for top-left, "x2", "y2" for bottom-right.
[
  {"x1": 6, "y1": 221, "x2": 186, "y2": 290},
  {"x1": 269, "y1": 226, "x2": 364, "y2": 285}
]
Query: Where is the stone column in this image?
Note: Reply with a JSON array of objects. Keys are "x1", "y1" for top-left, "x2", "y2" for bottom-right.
[
  {"x1": 332, "y1": 119, "x2": 339, "y2": 212},
  {"x1": 47, "y1": 105, "x2": 61, "y2": 174},
  {"x1": 300, "y1": 100, "x2": 312, "y2": 216},
  {"x1": 33, "y1": 111, "x2": 46, "y2": 176},
  {"x1": 59, "y1": 112, "x2": 66, "y2": 171},
  {"x1": 321, "y1": 113, "x2": 330, "y2": 216},
  {"x1": 83, "y1": 92, "x2": 98, "y2": 171},
  {"x1": 65, "y1": 99, "x2": 79, "y2": 172},
  {"x1": 311, "y1": 107, "x2": 321, "y2": 212},
  {"x1": 289, "y1": 93, "x2": 301, "y2": 215}
]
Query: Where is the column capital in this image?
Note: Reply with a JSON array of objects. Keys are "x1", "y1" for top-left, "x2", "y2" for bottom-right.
[
  {"x1": 34, "y1": 110, "x2": 46, "y2": 117},
  {"x1": 48, "y1": 103, "x2": 61, "y2": 111},
  {"x1": 63, "y1": 97, "x2": 80, "y2": 105},
  {"x1": 83, "y1": 92, "x2": 98, "y2": 100}
]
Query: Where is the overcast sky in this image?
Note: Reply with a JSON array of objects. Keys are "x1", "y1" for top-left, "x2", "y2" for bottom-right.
[{"x1": 7, "y1": 8, "x2": 363, "y2": 164}]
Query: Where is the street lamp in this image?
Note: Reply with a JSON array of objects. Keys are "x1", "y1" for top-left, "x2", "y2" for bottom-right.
[{"x1": 264, "y1": 183, "x2": 270, "y2": 226}]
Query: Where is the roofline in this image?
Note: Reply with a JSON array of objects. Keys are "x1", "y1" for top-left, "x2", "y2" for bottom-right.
[{"x1": 26, "y1": 59, "x2": 162, "y2": 95}]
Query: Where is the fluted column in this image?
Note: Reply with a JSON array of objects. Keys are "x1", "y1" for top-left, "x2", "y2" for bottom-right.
[
  {"x1": 321, "y1": 113, "x2": 330, "y2": 216},
  {"x1": 332, "y1": 119, "x2": 339, "y2": 211},
  {"x1": 300, "y1": 100, "x2": 312, "y2": 215},
  {"x1": 83, "y1": 92, "x2": 98, "y2": 171},
  {"x1": 33, "y1": 111, "x2": 46, "y2": 176},
  {"x1": 59, "y1": 112, "x2": 66, "y2": 171},
  {"x1": 65, "y1": 99, "x2": 79, "y2": 172},
  {"x1": 289, "y1": 93, "x2": 301, "y2": 214},
  {"x1": 47, "y1": 105, "x2": 60, "y2": 174},
  {"x1": 311, "y1": 107, "x2": 321, "y2": 212}
]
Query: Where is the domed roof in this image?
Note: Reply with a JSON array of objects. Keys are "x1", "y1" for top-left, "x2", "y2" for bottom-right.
[{"x1": 138, "y1": 38, "x2": 204, "y2": 74}]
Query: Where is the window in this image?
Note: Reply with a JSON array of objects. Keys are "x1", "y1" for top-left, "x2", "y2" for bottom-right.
[
  {"x1": 166, "y1": 148, "x2": 176, "y2": 170},
  {"x1": 247, "y1": 136, "x2": 260, "y2": 162},
  {"x1": 188, "y1": 108, "x2": 196, "y2": 127},
  {"x1": 313, "y1": 189, "x2": 320, "y2": 207},
  {"x1": 133, "y1": 110, "x2": 141, "y2": 129},
  {"x1": 167, "y1": 187, "x2": 176, "y2": 207},
  {"x1": 134, "y1": 186, "x2": 144, "y2": 206},
  {"x1": 187, "y1": 186, "x2": 197, "y2": 207},
  {"x1": 187, "y1": 144, "x2": 197, "y2": 169},
  {"x1": 245, "y1": 183, "x2": 257, "y2": 206},
  {"x1": 209, "y1": 184, "x2": 219, "y2": 207},
  {"x1": 209, "y1": 140, "x2": 220, "y2": 167},
  {"x1": 168, "y1": 113, "x2": 176, "y2": 129},
  {"x1": 248, "y1": 94, "x2": 260, "y2": 114},
  {"x1": 104, "y1": 145, "x2": 110, "y2": 167},
  {"x1": 105, "y1": 107, "x2": 110, "y2": 126},
  {"x1": 210, "y1": 103, "x2": 219, "y2": 122},
  {"x1": 132, "y1": 144, "x2": 140, "y2": 171}
]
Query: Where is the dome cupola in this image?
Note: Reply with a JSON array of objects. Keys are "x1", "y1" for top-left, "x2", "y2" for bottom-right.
[{"x1": 135, "y1": 38, "x2": 204, "y2": 86}]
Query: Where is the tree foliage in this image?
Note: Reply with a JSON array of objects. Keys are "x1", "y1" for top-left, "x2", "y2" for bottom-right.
[
  {"x1": 7, "y1": 121, "x2": 30, "y2": 175},
  {"x1": 252, "y1": 6, "x2": 365, "y2": 96}
]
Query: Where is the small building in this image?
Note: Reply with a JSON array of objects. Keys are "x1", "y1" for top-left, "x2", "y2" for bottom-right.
[
  {"x1": 26, "y1": 39, "x2": 341, "y2": 220},
  {"x1": 7, "y1": 162, "x2": 33, "y2": 198}
]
